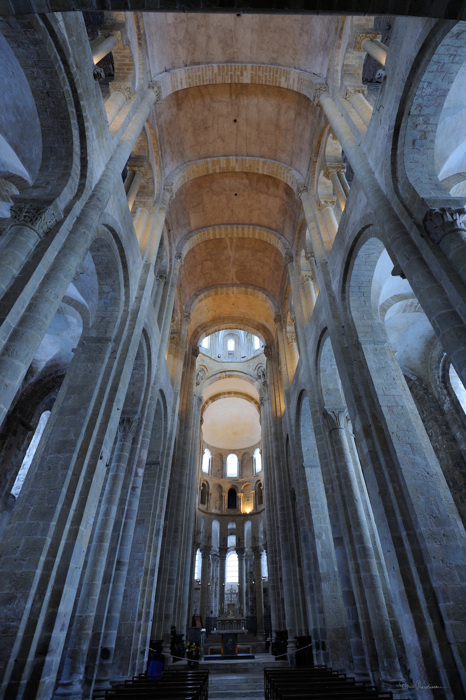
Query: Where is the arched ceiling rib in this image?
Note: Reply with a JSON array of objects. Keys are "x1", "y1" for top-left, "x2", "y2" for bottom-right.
[{"x1": 178, "y1": 225, "x2": 291, "y2": 257}]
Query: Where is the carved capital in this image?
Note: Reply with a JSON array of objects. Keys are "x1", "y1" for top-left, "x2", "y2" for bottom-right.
[
  {"x1": 273, "y1": 314, "x2": 282, "y2": 326},
  {"x1": 423, "y1": 207, "x2": 466, "y2": 244},
  {"x1": 111, "y1": 81, "x2": 132, "y2": 100},
  {"x1": 317, "y1": 196, "x2": 337, "y2": 211},
  {"x1": 296, "y1": 183, "x2": 308, "y2": 199},
  {"x1": 323, "y1": 162, "x2": 346, "y2": 180},
  {"x1": 343, "y1": 83, "x2": 367, "y2": 101},
  {"x1": 310, "y1": 80, "x2": 329, "y2": 106},
  {"x1": 284, "y1": 251, "x2": 294, "y2": 265},
  {"x1": 353, "y1": 30, "x2": 382, "y2": 52},
  {"x1": 263, "y1": 344, "x2": 272, "y2": 358},
  {"x1": 156, "y1": 273, "x2": 167, "y2": 283},
  {"x1": 174, "y1": 252, "x2": 184, "y2": 266},
  {"x1": 302, "y1": 273, "x2": 314, "y2": 285},
  {"x1": 9, "y1": 202, "x2": 60, "y2": 238},
  {"x1": 322, "y1": 408, "x2": 350, "y2": 432},
  {"x1": 192, "y1": 346, "x2": 200, "y2": 358},
  {"x1": 148, "y1": 81, "x2": 163, "y2": 103},
  {"x1": 163, "y1": 182, "x2": 175, "y2": 204},
  {"x1": 118, "y1": 415, "x2": 140, "y2": 437},
  {"x1": 287, "y1": 333, "x2": 297, "y2": 346}
]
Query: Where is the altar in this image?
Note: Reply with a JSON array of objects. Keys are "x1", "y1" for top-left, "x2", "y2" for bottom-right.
[{"x1": 213, "y1": 604, "x2": 249, "y2": 658}]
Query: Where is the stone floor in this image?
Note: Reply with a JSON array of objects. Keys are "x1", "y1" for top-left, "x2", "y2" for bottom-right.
[{"x1": 172, "y1": 653, "x2": 289, "y2": 700}]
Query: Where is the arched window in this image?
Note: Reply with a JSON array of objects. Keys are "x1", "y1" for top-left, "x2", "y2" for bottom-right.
[
  {"x1": 226, "y1": 551, "x2": 238, "y2": 583},
  {"x1": 201, "y1": 336, "x2": 210, "y2": 349},
  {"x1": 227, "y1": 487, "x2": 237, "y2": 509},
  {"x1": 226, "y1": 453, "x2": 238, "y2": 477},
  {"x1": 261, "y1": 551, "x2": 268, "y2": 580},
  {"x1": 202, "y1": 448, "x2": 211, "y2": 473},
  {"x1": 253, "y1": 335, "x2": 261, "y2": 350},
  {"x1": 449, "y1": 364, "x2": 466, "y2": 414},
  {"x1": 227, "y1": 338, "x2": 235, "y2": 354},
  {"x1": 253, "y1": 447, "x2": 262, "y2": 473},
  {"x1": 194, "y1": 548, "x2": 202, "y2": 580},
  {"x1": 11, "y1": 410, "x2": 51, "y2": 499}
]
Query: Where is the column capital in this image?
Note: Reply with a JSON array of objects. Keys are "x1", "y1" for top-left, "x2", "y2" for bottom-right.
[
  {"x1": 251, "y1": 545, "x2": 264, "y2": 558},
  {"x1": 110, "y1": 81, "x2": 132, "y2": 100},
  {"x1": 284, "y1": 251, "x2": 294, "y2": 265},
  {"x1": 423, "y1": 207, "x2": 466, "y2": 244},
  {"x1": 148, "y1": 81, "x2": 163, "y2": 103},
  {"x1": 174, "y1": 251, "x2": 184, "y2": 267},
  {"x1": 192, "y1": 346, "x2": 200, "y2": 358},
  {"x1": 263, "y1": 344, "x2": 272, "y2": 358},
  {"x1": 317, "y1": 196, "x2": 337, "y2": 211},
  {"x1": 287, "y1": 333, "x2": 297, "y2": 346},
  {"x1": 200, "y1": 544, "x2": 211, "y2": 557},
  {"x1": 9, "y1": 202, "x2": 61, "y2": 238},
  {"x1": 322, "y1": 408, "x2": 350, "y2": 432},
  {"x1": 344, "y1": 83, "x2": 367, "y2": 100},
  {"x1": 156, "y1": 272, "x2": 167, "y2": 283},
  {"x1": 296, "y1": 183, "x2": 308, "y2": 200},
  {"x1": 323, "y1": 162, "x2": 346, "y2": 180},
  {"x1": 273, "y1": 313, "x2": 282, "y2": 325},
  {"x1": 310, "y1": 80, "x2": 329, "y2": 106},
  {"x1": 163, "y1": 182, "x2": 176, "y2": 205},
  {"x1": 353, "y1": 30, "x2": 381, "y2": 52},
  {"x1": 118, "y1": 414, "x2": 140, "y2": 437}
]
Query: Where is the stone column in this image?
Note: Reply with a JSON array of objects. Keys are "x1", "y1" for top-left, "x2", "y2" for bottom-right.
[
  {"x1": 199, "y1": 545, "x2": 211, "y2": 627},
  {"x1": 258, "y1": 389, "x2": 284, "y2": 632},
  {"x1": 157, "y1": 254, "x2": 183, "y2": 365},
  {"x1": 0, "y1": 87, "x2": 157, "y2": 430},
  {"x1": 252, "y1": 547, "x2": 265, "y2": 639},
  {"x1": 133, "y1": 206, "x2": 149, "y2": 241},
  {"x1": 237, "y1": 547, "x2": 246, "y2": 615},
  {"x1": 218, "y1": 547, "x2": 227, "y2": 616},
  {"x1": 91, "y1": 34, "x2": 118, "y2": 64},
  {"x1": 323, "y1": 408, "x2": 403, "y2": 686},
  {"x1": 318, "y1": 197, "x2": 338, "y2": 243},
  {"x1": 105, "y1": 83, "x2": 131, "y2": 125},
  {"x1": 423, "y1": 207, "x2": 466, "y2": 284},
  {"x1": 126, "y1": 171, "x2": 143, "y2": 211},
  {"x1": 324, "y1": 164, "x2": 348, "y2": 212},
  {"x1": 54, "y1": 415, "x2": 139, "y2": 698},
  {"x1": 152, "y1": 273, "x2": 166, "y2": 319},
  {"x1": 0, "y1": 203, "x2": 59, "y2": 305},
  {"x1": 344, "y1": 85, "x2": 373, "y2": 127},
  {"x1": 353, "y1": 31, "x2": 387, "y2": 66},
  {"x1": 209, "y1": 550, "x2": 219, "y2": 620},
  {"x1": 316, "y1": 87, "x2": 466, "y2": 388},
  {"x1": 302, "y1": 273, "x2": 316, "y2": 317}
]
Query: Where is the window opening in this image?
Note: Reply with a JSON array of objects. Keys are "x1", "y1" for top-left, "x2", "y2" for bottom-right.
[
  {"x1": 449, "y1": 364, "x2": 466, "y2": 414},
  {"x1": 226, "y1": 453, "x2": 238, "y2": 477},
  {"x1": 11, "y1": 410, "x2": 51, "y2": 499},
  {"x1": 253, "y1": 335, "x2": 261, "y2": 350},
  {"x1": 194, "y1": 548, "x2": 202, "y2": 580},
  {"x1": 226, "y1": 551, "x2": 239, "y2": 583},
  {"x1": 261, "y1": 551, "x2": 268, "y2": 580},
  {"x1": 201, "y1": 336, "x2": 210, "y2": 349},
  {"x1": 227, "y1": 487, "x2": 237, "y2": 509},
  {"x1": 254, "y1": 447, "x2": 262, "y2": 473},
  {"x1": 202, "y1": 448, "x2": 211, "y2": 473}
]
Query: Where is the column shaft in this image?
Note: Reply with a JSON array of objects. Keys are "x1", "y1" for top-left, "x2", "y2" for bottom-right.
[{"x1": 362, "y1": 38, "x2": 387, "y2": 65}]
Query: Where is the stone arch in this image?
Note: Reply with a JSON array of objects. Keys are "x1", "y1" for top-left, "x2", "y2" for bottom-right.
[
  {"x1": 396, "y1": 21, "x2": 466, "y2": 217},
  {"x1": 178, "y1": 225, "x2": 290, "y2": 258},
  {"x1": 86, "y1": 227, "x2": 127, "y2": 339},
  {"x1": 167, "y1": 156, "x2": 303, "y2": 198},
  {"x1": 0, "y1": 15, "x2": 86, "y2": 214},
  {"x1": 200, "y1": 481, "x2": 209, "y2": 507}
]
